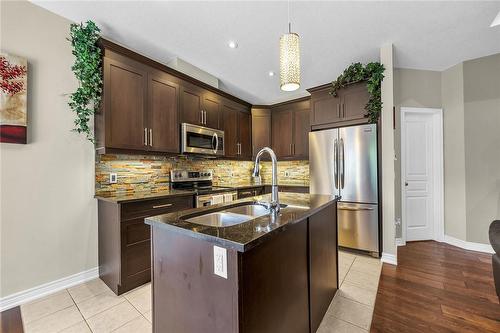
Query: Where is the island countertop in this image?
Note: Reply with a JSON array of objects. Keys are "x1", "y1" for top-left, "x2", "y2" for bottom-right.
[{"x1": 145, "y1": 193, "x2": 338, "y2": 252}]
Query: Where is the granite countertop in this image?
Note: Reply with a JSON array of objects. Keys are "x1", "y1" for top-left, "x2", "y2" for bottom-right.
[
  {"x1": 145, "y1": 193, "x2": 338, "y2": 252},
  {"x1": 95, "y1": 188, "x2": 196, "y2": 203}
]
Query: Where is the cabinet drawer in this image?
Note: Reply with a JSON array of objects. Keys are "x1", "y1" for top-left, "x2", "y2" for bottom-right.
[
  {"x1": 123, "y1": 218, "x2": 150, "y2": 246},
  {"x1": 121, "y1": 195, "x2": 193, "y2": 220},
  {"x1": 238, "y1": 187, "x2": 263, "y2": 199}
]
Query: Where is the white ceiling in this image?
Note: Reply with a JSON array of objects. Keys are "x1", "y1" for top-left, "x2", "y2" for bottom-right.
[{"x1": 32, "y1": 1, "x2": 500, "y2": 105}]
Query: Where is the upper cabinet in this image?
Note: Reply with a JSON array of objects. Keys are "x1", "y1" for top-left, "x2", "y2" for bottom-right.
[
  {"x1": 271, "y1": 98, "x2": 310, "y2": 160},
  {"x1": 308, "y1": 82, "x2": 369, "y2": 129},
  {"x1": 251, "y1": 107, "x2": 271, "y2": 157},
  {"x1": 99, "y1": 55, "x2": 179, "y2": 154},
  {"x1": 96, "y1": 40, "x2": 251, "y2": 155},
  {"x1": 223, "y1": 98, "x2": 251, "y2": 160},
  {"x1": 180, "y1": 84, "x2": 221, "y2": 130}
]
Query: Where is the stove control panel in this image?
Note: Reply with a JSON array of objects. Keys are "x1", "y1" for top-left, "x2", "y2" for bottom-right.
[{"x1": 171, "y1": 170, "x2": 213, "y2": 182}]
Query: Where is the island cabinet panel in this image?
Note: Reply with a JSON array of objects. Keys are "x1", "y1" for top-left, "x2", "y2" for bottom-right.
[
  {"x1": 103, "y1": 57, "x2": 148, "y2": 150},
  {"x1": 239, "y1": 221, "x2": 310, "y2": 333},
  {"x1": 271, "y1": 98, "x2": 311, "y2": 160},
  {"x1": 97, "y1": 195, "x2": 194, "y2": 295},
  {"x1": 251, "y1": 108, "x2": 271, "y2": 157},
  {"x1": 152, "y1": 227, "x2": 240, "y2": 333},
  {"x1": 309, "y1": 82, "x2": 369, "y2": 130},
  {"x1": 308, "y1": 203, "x2": 338, "y2": 332}
]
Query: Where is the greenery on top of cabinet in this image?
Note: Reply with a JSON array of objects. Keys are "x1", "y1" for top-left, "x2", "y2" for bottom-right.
[{"x1": 330, "y1": 62, "x2": 385, "y2": 123}]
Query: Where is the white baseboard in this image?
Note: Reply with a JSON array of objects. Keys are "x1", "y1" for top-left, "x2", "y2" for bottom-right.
[
  {"x1": 443, "y1": 235, "x2": 494, "y2": 254},
  {"x1": 381, "y1": 252, "x2": 398, "y2": 265},
  {"x1": 395, "y1": 238, "x2": 406, "y2": 246},
  {"x1": 0, "y1": 267, "x2": 99, "y2": 312}
]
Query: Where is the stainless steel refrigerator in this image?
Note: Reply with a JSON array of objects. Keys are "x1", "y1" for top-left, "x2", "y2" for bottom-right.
[{"x1": 309, "y1": 124, "x2": 379, "y2": 255}]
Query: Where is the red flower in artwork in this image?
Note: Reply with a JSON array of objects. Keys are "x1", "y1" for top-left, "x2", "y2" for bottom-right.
[{"x1": 0, "y1": 56, "x2": 27, "y2": 96}]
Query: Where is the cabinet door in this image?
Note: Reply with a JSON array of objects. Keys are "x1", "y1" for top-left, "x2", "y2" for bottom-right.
[
  {"x1": 180, "y1": 83, "x2": 203, "y2": 126},
  {"x1": 202, "y1": 93, "x2": 221, "y2": 129},
  {"x1": 309, "y1": 203, "x2": 338, "y2": 333},
  {"x1": 251, "y1": 110, "x2": 271, "y2": 157},
  {"x1": 341, "y1": 83, "x2": 370, "y2": 121},
  {"x1": 238, "y1": 111, "x2": 252, "y2": 159},
  {"x1": 104, "y1": 57, "x2": 147, "y2": 150},
  {"x1": 310, "y1": 90, "x2": 342, "y2": 126},
  {"x1": 293, "y1": 108, "x2": 310, "y2": 158},
  {"x1": 272, "y1": 110, "x2": 293, "y2": 158},
  {"x1": 148, "y1": 72, "x2": 179, "y2": 153},
  {"x1": 121, "y1": 218, "x2": 151, "y2": 292},
  {"x1": 222, "y1": 104, "x2": 238, "y2": 158}
]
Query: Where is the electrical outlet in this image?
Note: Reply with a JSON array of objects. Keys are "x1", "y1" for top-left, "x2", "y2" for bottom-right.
[
  {"x1": 213, "y1": 245, "x2": 227, "y2": 279},
  {"x1": 284, "y1": 171, "x2": 290, "y2": 177},
  {"x1": 109, "y1": 173, "x2": 117, "y2": 184}
]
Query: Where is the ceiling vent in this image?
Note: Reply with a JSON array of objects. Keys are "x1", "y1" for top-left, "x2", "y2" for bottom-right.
[{"x1": 167, "y1": 58, "x2": 219, "y2": 88}]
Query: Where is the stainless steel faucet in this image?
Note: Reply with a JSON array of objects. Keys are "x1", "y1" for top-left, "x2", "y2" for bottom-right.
[{"x1": 252, "y1": 147, "x2": 280, "y2": 212}]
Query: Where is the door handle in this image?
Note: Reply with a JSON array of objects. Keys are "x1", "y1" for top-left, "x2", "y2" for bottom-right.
[
  {"x1": 152, "y1": 203, "x2": 173, "y2": 209},
  {"x1": 203, "y1": 110, "x2": 206, "y2": 125},
  {"x1": 339, "y1": 138, "x2": 345, "y2": 189},
  {"x1": 149, "y1": 128, "x2": 153, "y2": 147},
  {"x1": 144, "y1": 128, "x2": 148, "y2": 146},
  {"x1": 337, "y1": 104, "x2": 340, "y2": 118},
  {"x1": 342, "y1": 103, "x2": 345, "y2": 118},
  {"x1": 333, "y1": 139, "x2": 338, "y2": 189},
  {"x1": 212, "y1": 132, "x2": 219, "y2": 154}
]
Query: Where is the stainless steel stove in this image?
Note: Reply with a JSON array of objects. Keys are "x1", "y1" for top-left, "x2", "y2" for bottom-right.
[{"x1": 170, "y1": 170, "x2": 237, "y2": 207}]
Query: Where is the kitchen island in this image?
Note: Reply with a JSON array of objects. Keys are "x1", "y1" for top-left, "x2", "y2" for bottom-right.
[{"x1": 145, "y1": 193, "x2": 339, "y2": 333}]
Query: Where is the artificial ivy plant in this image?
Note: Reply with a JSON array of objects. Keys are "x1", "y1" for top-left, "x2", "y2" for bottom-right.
[
  {"x1": 68, "y1": 21, "x2": 102, "y2": 143},
  {"x1": 330, "y1": 62, "x2": 385, "y2": 123}
]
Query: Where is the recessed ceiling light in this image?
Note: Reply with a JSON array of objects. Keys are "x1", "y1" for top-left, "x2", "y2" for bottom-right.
[
  {"x1": 228, "y1": 41, "x2": 238, "y2": 49},
  {"x1": 491, "y1": 11, "x2": 500, "y2": 27},
  {"x1": 268, "y1": 71, "x2": 275, "y2": 77}
]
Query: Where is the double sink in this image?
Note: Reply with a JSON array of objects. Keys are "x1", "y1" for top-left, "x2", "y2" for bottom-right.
[{"x1": 185, "y1": 203, "x2": 273, "y2": 227}]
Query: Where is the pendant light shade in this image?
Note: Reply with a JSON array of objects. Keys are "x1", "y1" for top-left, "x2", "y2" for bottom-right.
[{"x1": 280, "y1": 28, "x2": 301, "y2": 91}]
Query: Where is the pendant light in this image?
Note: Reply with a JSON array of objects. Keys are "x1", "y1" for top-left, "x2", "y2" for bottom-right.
[{"x1": 279, "y1": 1, "x2": 300, "y2": 91}]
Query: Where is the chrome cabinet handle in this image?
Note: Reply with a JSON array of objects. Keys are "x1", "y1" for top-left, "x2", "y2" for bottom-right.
[
  {"x1": 144, "y1": 128, "x2": 148, "y2": 146},
  {"x1": 149, "y1": 129, "x2": 153, "y2": 147},
  {"x1": 290, "y1": 143, "x2": 293, "y2": 155},
  {"x1": 152, "y1": 203, "x2": 173, "y2": 209},
  {"x1": 203, "y1": 110, "x2": 206, "y2": 124},
  {"x1": 342, "y1": 103, "x2": 345, "y2": 118},
  {"x1": 337, "y1": 104, "x2": 340, "y2": 118},
  {"x1": 200, "y1": 110, "x2": 203, "y2": 124}
]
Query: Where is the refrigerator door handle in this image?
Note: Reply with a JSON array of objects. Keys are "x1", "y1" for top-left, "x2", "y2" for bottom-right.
[
  {"x1": 333, "y1": 138, "x2": 338, "y2": 189},
  {"x1": 339, "y1": 138, "x2": 345, "y2": 189}
]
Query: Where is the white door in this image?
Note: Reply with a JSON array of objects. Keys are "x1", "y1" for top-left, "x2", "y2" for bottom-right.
[{"x1": 403, "y1": 112, "x2": 435, "y2": 241}]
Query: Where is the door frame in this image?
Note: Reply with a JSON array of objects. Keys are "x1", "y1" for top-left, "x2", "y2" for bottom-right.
[{"x1": 400, "y1": 107, "x2": 444, "y2": 244}]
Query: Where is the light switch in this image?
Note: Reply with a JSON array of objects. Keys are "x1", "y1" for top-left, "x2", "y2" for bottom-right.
[
  {"x1": 109, "y1": 173, "x2": 117, "y2": 184},
  {"x1": 213, "y1": 245, "x2": 227, "y2": 279}
]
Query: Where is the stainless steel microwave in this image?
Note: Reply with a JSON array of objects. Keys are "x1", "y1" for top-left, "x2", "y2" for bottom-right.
[{"x1": 181, "y1": 123, "x2": 224, "y2": 156}]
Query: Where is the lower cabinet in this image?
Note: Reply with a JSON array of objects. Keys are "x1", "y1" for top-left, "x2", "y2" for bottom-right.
[
  {"x1": 237, "y1": 187, "x2": 264, "y2": 199},
  {"x1": 263, "y1": 185, "x2": 309, "y2": 194},
  {"x1": 97, "y1": 195, "x2": 194, "y2": 295}
]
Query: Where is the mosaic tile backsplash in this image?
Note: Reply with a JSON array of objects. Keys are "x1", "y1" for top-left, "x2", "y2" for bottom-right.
[{"x1": 95, "y1": 154, "x2": 309, "y2": 196}]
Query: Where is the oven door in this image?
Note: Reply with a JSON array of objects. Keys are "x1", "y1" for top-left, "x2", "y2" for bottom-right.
[{"x1": 181, "y1": 123, "x2": 224, "y2": 156}]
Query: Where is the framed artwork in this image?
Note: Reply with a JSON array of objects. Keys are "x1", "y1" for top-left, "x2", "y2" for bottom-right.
[{"x1": 1, "y1": 53, "x2": 28, "y2": 144}]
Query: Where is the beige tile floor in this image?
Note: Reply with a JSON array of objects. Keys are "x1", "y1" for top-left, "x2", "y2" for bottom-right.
[{"x1": 20, "y1": 250, "x2": 381, "y2": 333}]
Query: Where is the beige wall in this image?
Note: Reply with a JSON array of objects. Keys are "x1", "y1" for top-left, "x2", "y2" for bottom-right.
[
  {"x1": 394, "y1": 68, "x2": 442, "y2": 238},
  {"x1": 0, "y1": 1, "x2": 97, "y2": 297},
  {"x1": 441, "y1": 63, "x2": 467, "y2": 240},
  {"x1": 380, "y1": 44, "x2": 396, "y2": 260},
  {"x1": 463, "y1": 54, "x2": 500, "y2": 244}
]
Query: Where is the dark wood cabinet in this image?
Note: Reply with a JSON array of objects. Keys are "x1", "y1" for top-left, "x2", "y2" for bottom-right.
[
  {"x1": 148, "y1": 71, "x2": 179, "y2": 153},
  {"x1": 271, "y1": 98, "x2": 310, "y2": 159},
  {"x1": 96, "y1": 40, "x2": 251, "y2": 155},
  {"x1": 97, "y1": 195, "x2": 193, "y2": 295},
  {"x1": 251, "y1": 107, "x2": 272, "y2": 157},
  {"x1": 222, "y1": 99, "x2": 251, "y2": 159},
  {"x1": 180, "y1": 84, "x2": 221, "y2": 129},
  {"x1": 237, "y1": 186, "x2": 264, "y2": 199},
  {"x1": 180, "y1": 83, "x2": 204, "y2": 126},
  {"x1": 308, "y1": 82, "x2": 369, "y2": 129},
  {"x1": 102, "y1": 57, "x2": 148, "y2": 150}
]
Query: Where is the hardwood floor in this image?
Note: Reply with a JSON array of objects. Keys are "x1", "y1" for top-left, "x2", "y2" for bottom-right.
[
  {"x1": 0, "y1": 306, "x2": 23, "y2": 333},
  {"x1": 371, "y1": 241, "x2": 500, "y2": 333}
]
